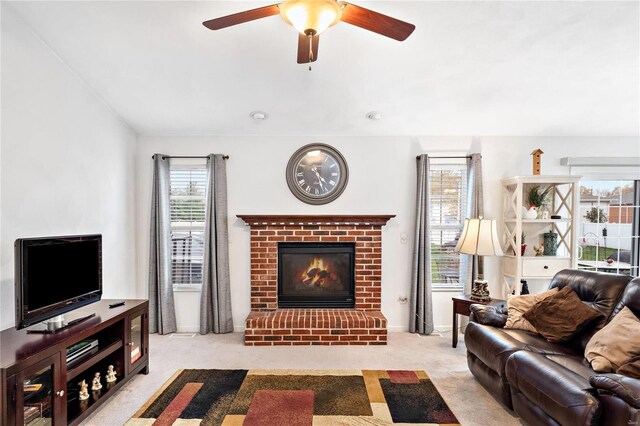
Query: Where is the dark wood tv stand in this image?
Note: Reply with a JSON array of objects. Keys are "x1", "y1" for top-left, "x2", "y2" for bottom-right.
[{"x1": 1, "y1": 299, "x2": 149, "y2": 425}]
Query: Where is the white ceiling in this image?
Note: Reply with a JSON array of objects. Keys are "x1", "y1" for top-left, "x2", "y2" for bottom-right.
[{"x1": 5, "y1": 1, "x2": 639, "y2": 136}]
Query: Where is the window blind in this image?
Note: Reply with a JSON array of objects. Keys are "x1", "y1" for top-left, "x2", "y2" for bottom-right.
[
  {"x1": 429, "y1": 163, "x2": 468, "y2": 288},
  {"x1": 170, "y1": 167, "x2": 207, "y2": 286}
]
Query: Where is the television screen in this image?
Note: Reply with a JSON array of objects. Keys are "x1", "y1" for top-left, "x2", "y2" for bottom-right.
[{"x1": 15, "y1": 235, "x2": 102, "y2": 329}]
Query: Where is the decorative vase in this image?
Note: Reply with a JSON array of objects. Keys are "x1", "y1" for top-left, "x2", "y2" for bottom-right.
[
  {"x1": 524, "y1": 207, "x2": 538, "y2": 220},
  {"x1": 543, "y1": 232, "x2": 558, "y2": 256},
  {"x1": 521, "y1": 244, "x2": 527, "y2": 256}
]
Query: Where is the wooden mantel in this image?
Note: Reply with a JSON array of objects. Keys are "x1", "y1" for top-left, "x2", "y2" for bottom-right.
[{"x1": 236, "y1": 214, "x2": 395, "y2": 227}]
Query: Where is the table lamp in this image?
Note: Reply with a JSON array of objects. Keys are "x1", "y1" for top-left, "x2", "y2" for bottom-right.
[{"x1": 454, "y1": 217, "x2": 504, "y2": 301}]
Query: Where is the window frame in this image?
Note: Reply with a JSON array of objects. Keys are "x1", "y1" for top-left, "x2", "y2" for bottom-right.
[
  {"x1": 169, "y1": 161, "x2": 208, "y2": 290},
  {"x1": 576, "y1": 178, "x2": 639, "y2": 278},
  {"x1": 428, "y1": 159, "x2": 468, "y2": 291}
]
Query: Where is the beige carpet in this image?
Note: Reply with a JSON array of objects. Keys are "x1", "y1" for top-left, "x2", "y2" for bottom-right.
[{"x1": 81, "y1": 332, "x2": 518, "y2": 425}]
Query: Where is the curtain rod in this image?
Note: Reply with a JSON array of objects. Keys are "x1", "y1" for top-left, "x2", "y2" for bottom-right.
[
  {"x1": 415, "y1": 155, "x2": 472, "y2": 160},
  {"x1": 153, "y1": 155, "x2": 229, "y2": 160}
]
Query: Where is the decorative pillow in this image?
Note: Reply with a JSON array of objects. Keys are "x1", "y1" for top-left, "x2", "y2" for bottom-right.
[
  {"x1": 617, "y1": 356, "x2": 640, "y2": 379},
  {"x1": 523, "y1": 286, "x2": 603, "y2": 343},
  {"x1": 585, "y1": 307, "x2": 640, "y2": 373},
  {"x1": 504, "y1": 288, "x2": 559, "y2": 332}
]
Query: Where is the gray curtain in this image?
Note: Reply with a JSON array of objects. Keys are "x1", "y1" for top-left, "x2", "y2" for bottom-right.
[
  {"x1": 631, "y1": 181, "x2": 639, "y2": 277},
  {"x1": 200, "y1": 154, "x2": 234, "y2": 334},
  {"x1": 148, "y1": 154, "x2": 177, "y2": 335},
  {"x1": 460, "y1": 153, "x2": 484, "y2": 295},
  {"x1": 410, "y1": 154, "x2": 434, "y2": 334}
]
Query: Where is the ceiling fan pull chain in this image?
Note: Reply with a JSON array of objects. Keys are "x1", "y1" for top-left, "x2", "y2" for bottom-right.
[{"x1": 308, "y1": 34, "x2": 314, "y2": 71}]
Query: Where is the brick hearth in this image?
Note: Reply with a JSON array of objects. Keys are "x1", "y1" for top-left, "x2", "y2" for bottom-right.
[
  {"x1": 245, "y1": 310, "x2": 387, "y2": 345},
  {"x1": 237, "y1": 215, "x2": 394, "y2": 346}
]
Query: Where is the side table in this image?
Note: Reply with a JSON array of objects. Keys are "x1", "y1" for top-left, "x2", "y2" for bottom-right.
[{"x1": 452, "y1": 294, "x2": 506, "y2": 348}]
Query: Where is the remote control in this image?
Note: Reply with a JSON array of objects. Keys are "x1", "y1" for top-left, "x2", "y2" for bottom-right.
[{"x1": 109, "y1": 301, "x2": 125, "y2": 308}]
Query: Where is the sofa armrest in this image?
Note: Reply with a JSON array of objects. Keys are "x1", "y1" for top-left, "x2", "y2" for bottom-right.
[
  {"x1": 590, "y1": 374, "x2": 640, "y2": 409},
  {"x1": 469, "y1": 304, "x2": 507, "y2": 327}
]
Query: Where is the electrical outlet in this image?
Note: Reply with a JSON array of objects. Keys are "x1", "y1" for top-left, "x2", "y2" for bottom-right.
[
  {"x1": 398, "y1": 296, "x2": 408, "y2": 304},
  {"x1": 400, "y1": 233, "x2": 407, "y2": 244}
]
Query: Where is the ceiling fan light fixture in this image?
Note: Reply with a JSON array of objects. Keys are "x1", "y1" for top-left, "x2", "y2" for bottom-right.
[{"x1": 280, "y1": 0, "x2": 343, "y2": 35}]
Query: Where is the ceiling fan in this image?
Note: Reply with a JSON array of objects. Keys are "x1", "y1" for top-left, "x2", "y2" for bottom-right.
[{"x1": 202, "y1": 0, "x2": 415, "y2": 67}]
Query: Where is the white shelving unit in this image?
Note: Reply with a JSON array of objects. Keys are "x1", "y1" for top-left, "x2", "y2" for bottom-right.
[{"x1": 501, "y1": 175, "x2": 581, "y2": 296}]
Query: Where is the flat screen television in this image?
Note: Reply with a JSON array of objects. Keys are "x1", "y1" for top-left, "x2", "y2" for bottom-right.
[{"x1": 15, "y1": 234, "x2": 102, "y2": 331}]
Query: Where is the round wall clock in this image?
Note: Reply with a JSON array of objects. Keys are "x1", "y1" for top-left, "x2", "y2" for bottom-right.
[{"x1": 286, "y1": 143, "x2": 349, "y2": 205}]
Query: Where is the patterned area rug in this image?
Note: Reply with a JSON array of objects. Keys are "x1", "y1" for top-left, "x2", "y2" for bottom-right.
[{"x1": 126, "y1": 369, "x2": 459, "y2": 425}]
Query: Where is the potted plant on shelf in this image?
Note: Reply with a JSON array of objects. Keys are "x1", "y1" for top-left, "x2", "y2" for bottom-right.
[{"x1": 526, "y1": 185, "x2": 553, "y2": 219}]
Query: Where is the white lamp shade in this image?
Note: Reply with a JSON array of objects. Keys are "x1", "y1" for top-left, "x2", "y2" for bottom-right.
[{"x1": 454, "y1": 218, "x2": 504, "y2": 256}]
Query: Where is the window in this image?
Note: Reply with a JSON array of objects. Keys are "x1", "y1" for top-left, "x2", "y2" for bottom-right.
[
  {"x1": 170, "y1": 165, "x2": 207, "y2": 287},
  {"x1": 577, "y1": 180, "x2": 639, "y2": 277},
  {"x1": 429, "y1": 161, "x2": 468, "y2": 289}
]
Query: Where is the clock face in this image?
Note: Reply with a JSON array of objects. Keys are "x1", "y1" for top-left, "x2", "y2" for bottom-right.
[{"x1": 286, "y1": 144, "x2": 349, "y2": 205}]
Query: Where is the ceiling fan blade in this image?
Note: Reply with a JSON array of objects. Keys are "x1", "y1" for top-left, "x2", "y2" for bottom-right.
[
  {"x1": 203, "y1": 4, "x2": 280, "y2": 30},
  {"x1": 297, "y1": 33, "x2": 320, "y2": 64},
  {"x1": 340, "y1": 2, "x2": 415, "y2": 41}
]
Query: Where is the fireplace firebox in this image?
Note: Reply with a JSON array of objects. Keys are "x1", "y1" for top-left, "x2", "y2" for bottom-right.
[{"x1": 278, "y1": 242, "x2": 355, "y2": 308}]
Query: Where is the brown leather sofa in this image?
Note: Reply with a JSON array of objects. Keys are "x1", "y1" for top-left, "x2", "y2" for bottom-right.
[{"x1": 464, "y1": 269, "x2": 640, "y2": 425}]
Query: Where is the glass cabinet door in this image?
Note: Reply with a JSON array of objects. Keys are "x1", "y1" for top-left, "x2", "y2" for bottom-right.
[
  {"x1": 127, "y1": 310, "x2": 148, "y2": 373},
  {"x1": 14, "y1": 354, "x2": 64, "y2": 426}
]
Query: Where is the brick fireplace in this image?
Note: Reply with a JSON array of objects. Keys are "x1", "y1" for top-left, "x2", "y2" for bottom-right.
[{"x1": 237, "y1": 215, "x2": 394, "y2": 346}]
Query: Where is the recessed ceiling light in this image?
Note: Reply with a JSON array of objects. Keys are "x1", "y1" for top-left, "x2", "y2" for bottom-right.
[
  {"x1": 250, "y1": 111, "x2": 269, "y2": 121},
  {"x1": 366, "y1": 111, "x2": 382, "y2": 121}
]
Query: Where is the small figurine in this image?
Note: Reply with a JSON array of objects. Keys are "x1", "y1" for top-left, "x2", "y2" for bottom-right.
[
  {"x1": 105, "y1": 365, "x2": 117, "y2": 383},
  {"x1": 78, "y1": 380, "x2": 89, "y2": 401},
  {"x1": 533, "y1": 244, "x2": 545, "y2": 256},
  {"x1": 91, "y1": 372, "x2": 102, "y2": 391}
]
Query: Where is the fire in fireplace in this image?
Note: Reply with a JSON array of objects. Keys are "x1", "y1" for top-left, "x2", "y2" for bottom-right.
[{"x1": 278, "y1": 242, "x2": 355, "y2": 308}]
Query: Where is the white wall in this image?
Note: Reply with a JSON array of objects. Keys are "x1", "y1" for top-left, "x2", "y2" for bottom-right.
[
  {"x1": 0, "y1": 7, "x2": 138, "y2": 329},
  {"x1": 1, "y1": 3, "x2": 638, "y2": 336},
  {"x1": 136, "y1": 135, "x2": 639, "y2": 332}
]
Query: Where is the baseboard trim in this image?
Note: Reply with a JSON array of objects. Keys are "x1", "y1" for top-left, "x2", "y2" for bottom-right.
[
  {"x1": 176, "y1": 326, "x2": 199, "y2": 333},
  {"x1": 387, "y1": 325, "x2": 409, "y2": 332}
]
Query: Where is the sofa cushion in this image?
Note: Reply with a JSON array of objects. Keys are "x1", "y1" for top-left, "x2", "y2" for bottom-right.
[
  {"x1": 585, "y1": 306, "x2": 640, "y2": 372},
  {"x1": 549, "y1": 270, "x2": 632, "y2": 351},
  {"x1": 504, "y1": 288, "x2": 559, "y2": 332},
  {"x1": 617, "y1": 356, "x2": 640, "y2": 379},
  {"x1": 544, "y1": 354, "x2": 597, "y2": 380},
  {"x1": 500, "y1": 328, "x2": 580, "y2": 356},
  {"x1": 524, "y1": 286, "x2": 603, "y2": 342},
  {"x1": 549, "y1": 270, "x2": 632, "y2": 321},
  {"x1": 505, "y1": 351, "x2": 601, "y2": 426}
]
